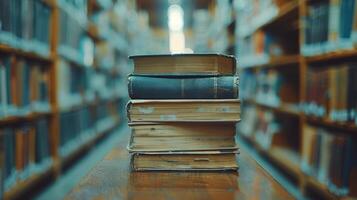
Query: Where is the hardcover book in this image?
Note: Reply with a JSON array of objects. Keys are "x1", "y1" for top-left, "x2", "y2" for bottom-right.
[
  {"x1": 126, "y1": 99, "x2": 241, "y2": 122},
  {"x1": 131, "y1": 151, "x2": 239, "y2": 171},
  {"x1": 128, "y1": 122, "x2": 238, "y2": 152},
  {"x1": 129, "y1": 54, "x2": 236, "y2": 76},
  {"x1": 128, "y1": 75, "x2": 239, "y2": 99}
]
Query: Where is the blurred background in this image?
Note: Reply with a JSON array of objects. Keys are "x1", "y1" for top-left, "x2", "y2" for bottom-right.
[{"x1": 1, "y1": 0, "x2": 357, "y2": 199}]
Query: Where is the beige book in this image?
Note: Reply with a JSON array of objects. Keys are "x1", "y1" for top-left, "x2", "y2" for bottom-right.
[
  {"x1": 129, "y1": 54, "x2": 236, "y2": 76},
  {"x1": 128, "y1": 122, "x2": 238, "y2": 152},
  {"x1": 131, "y1": 151, "x2": 239, "y2": 171},
  {"x1": 127, "y1": 99, "x2": 241, "y2": 122}
]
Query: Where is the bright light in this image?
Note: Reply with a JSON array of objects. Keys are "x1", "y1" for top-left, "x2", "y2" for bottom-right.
[
  {"x1": 169, "y1": 32, "x2": 185, "y2": 53},
  {"x1": 168, "y1": 4, "x2": 184, "y2": 31},
  {"x1": 168, "y1": 4, "x2": 187, "y2": 53}
]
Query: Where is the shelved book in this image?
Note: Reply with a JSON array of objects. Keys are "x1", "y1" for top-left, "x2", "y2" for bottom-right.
[
  {"x1": 303, "y1": 64, "x2": 357, "y2": 123},
  {"x1": 0, "y1": 133, "x2": 4, "y2": 198},
  {"x1": 0, "y1": 54, "x2": 50, "y2": 118},
  {"x1": 0, "y1": 118, "x2": 52, "y2": 191},
  {"x1": 127, "y1": 53, "x2": 240, "y2": 172},
  {"x1": 302, "y1": 124, "x2": 357, "y2": 196},
  {"x1": 0, "y1": 0, "x2": 51, "y2": 56},
  {"x1": 302, "y1": 0, "x2": 357, "y2": 55}
]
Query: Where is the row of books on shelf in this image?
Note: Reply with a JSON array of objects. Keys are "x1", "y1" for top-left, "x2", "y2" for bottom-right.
[
  {"x1": 234, "y1": 0, "x2": 280, "y2": 38},
  {"x1": 302, "y1": 0, "x2": 357, "y2": 56},
  {"x1": 0, "y1": 99, "x2": 121, "y2": 196},
  {"x1": 303, "y1": 64, "x2": 357, "y2": 123},
  {"x1": 56, "y1": 59, "x2": 123, "y2": 110},
  {"x1": 90, "y1": 9, "x2": 129, "y2": 51},
  {"x1": 59, "y1": 100, "x2": 120, "y2": 158},
  {"x1": 236, "y1": 30, "x2": 287, "y2": 68},
  {"x1": 240, "y1": 66, "x2": 357, "y2": 125},
  {"x1": 239, "y1": 105, "x2": 357, "y2": 197},
  {"x1": 302, "y1": 124, "x2": 357, "y2": 196},
  {"x1": 57, "y1": 0, "x2": 87, "y2": 28},
  {"x1": 0, "y1": 0, "x2": 51, "y2": 57},
  {"x1": 0, "y1": 117, "x2": 52, "y2": 192},
  {"x1": 240, "y1": 69, "x2": 284, "y2": 107},
  {"x1": 239, "y1": 106, "x2": 282, "y2": 150},
  {"x1": 58, "y1": 5, "x2": 94, "y2": 67},
  {"x1": 0, "y1": 54, "x2": 50, "y2": 119}
]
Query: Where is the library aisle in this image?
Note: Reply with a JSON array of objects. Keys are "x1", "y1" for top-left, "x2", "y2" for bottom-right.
[
  {"x1": 1, "y1": 0, "x2": 357, "y2": 199},
  {"x1": 64, "y1": 126, "x2": 293, "y2": 200}
]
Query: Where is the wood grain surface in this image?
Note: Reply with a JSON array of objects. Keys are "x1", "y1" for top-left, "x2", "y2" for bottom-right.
[{"x1": 65, "y1": 130, "x2": 294, "y2": 200}]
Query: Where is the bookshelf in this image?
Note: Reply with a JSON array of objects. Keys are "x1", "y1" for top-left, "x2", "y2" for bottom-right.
[
  {"x1": 235, "y1": 0, "x2": 357, "y2": 199},
  {"x1": 0, "y1": 0, "x2": 127, "y2": 199}
]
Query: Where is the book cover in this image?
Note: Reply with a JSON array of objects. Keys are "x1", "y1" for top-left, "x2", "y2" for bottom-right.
[
  {"x1": 126, "y1": 99, "x2": 241, "y2": 122},
  {"x1": 128, "y1": 122, "x2": 238, "y2": 152},
  {"x1": 129, "y1": 54, "x2": 236, "y2": 76},
  {"x1": 128, "y1": 75, "x2": 239, "y2": 99},
  {"x1": 131, "y1": 151, "x2": 239, "y2": 172}
]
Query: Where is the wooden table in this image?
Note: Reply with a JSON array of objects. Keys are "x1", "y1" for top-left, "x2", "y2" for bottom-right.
[{"x1": 65, "y1": 131, "x2": 294, "y2": 200}]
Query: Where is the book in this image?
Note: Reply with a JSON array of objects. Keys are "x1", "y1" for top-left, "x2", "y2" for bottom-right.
[
  {"x1": 0, "y1": 0, "x2": 50, "y2": 54},
  {"x1": 303, "y1": 63, "x2": 357, "y2": 122},
  {"x1": 3, "y1": 128, "x2": 15, "y2": 190},
  {"x1": 128, "y1": 122, "x2": 238, "y2": 152},
  {"x1": 129, "y1": 54, "x2": 236, "y2": 76},
  {"x1": 131, "y1": 151, "x2": 239, "y2": 171},
  {"x1": 303, "y1": 0, "x2": 357, "y2": 55},
  {"x1": 0, "y1": 131, "x2": 4, "y2": 198},
  {"x1": 128, "y1": 75, "x2": 239, "y2": 99},
  {"x1": 0, "y1": 58, "x2": 7, "y2": 117},
  {"x1": 35, "y1": 118, "x2": 51, "y2": 164},
  {"x1": 126, "y1": 99, "x2": 241, "y2": 122},
  {"x1": 301, "y1": 124, "x2": 357, "y2": 196}
]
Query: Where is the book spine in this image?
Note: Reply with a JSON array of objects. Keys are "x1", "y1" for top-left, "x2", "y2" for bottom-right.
[
  {"x1": 0, "y1": 132, "x2": 4, "y2": 199},
  {"x1": 0, "y1": 61, "x2": 7, "y2": 117},
  {"x1": 128, "y1": 76, "x2": 239, "y2": 99}
]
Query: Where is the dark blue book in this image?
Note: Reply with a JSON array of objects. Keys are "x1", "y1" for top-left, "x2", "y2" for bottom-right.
[{"x1": 128, "y1": 75, "x2": 239, "y2": 99}]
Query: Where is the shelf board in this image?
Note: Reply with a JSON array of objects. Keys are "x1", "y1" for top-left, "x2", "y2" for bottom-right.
[
  {"x1": 241, "y1": 55, "x2": 300, "y2": 69},
  {"x1": 305, "y1": 176, "x2": 340, "y2": 200},
  {"x1": 244, "y1": 99, "x2": 357, "y2": 132},
  {"x1": 268, "y1": 147, "x2": 302, "y2": 177},
  {"x1": 0, "y1": 111, "x2": 52, "y2": 126},
  {"x1": 305, "y1": 49, "x2": 357, "y2": 63},
  {"x1": 4, "y1": 164, "x2": 55, "y2": 200},
  {"x1": 306, "y1": 116, "x2": 357, "y2": 133},
  {"x1": 244, "y1": 99, "x2": 300, "y2": 117},
  {"x1": 239, "y1": 1, "x2": 299, "y2": 38},
  {"x1": 54, "y1": 100, "x2": 97, "y2": 114},
  {"x1": 0, "y1": 44, "x2": 53, "y2": 63},
  {"x1": 261, "y1": 1, "x2": 299, "y2": 30},
  {"x1": 240, "y1": 135, "x2": 302, "y2": 179},
  {"x1": 240, "y1": 134, "x2": 353, "y2": 199}
]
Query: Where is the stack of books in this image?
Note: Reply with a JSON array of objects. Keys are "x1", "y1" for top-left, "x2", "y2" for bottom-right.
[{"x1": 126, "y1": 54, "x2": 241, "y2": 171}]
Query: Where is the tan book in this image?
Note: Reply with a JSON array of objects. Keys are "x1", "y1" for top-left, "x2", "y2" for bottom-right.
[
  {"x1": 131, "y1": 151, "x2": 239, "y2": 171},
  {"x1": 129, "y1": 54, "x2": 236, "y2": 76},
  {"x1": 128, "y1": 122, "x2": 238, "y2": 152},
  {"x1": 126, "y1": 99, "x2": 241, "y2": 122},
  {"x1": 15, "y1": 129, "x2": 25, "y2": 171}
]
